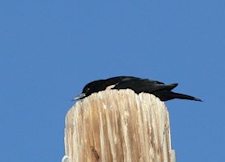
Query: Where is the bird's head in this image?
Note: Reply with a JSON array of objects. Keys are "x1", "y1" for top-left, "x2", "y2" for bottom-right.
[{"x1": 75, "y1": 80, "x2": 106, "y2": 100}]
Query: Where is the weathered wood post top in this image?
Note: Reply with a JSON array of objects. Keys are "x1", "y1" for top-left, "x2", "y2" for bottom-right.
[{"x1": 62, "y1": 89, "x2": 176, "y2": 162}]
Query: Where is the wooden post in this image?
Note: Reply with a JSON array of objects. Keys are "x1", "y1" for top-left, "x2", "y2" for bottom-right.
[{"x1": 62, "y1": 89, "x2": 176, "y2": 162}]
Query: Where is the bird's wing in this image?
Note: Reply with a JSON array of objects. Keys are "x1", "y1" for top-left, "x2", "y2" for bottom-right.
[
  {"x1": 104, "y1": 76, "x2": 140, "y2": 89},
  {"x1": 113, "y1": 78, "x2": 178, "y2": 93}
]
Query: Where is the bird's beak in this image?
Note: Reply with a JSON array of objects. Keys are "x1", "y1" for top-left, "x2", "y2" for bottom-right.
[{"x1": 73, "y1": 93, "x2": 86, "y2": 100}]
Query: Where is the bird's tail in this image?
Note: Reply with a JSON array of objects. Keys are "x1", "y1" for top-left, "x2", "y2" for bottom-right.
[
  {"x1": 154, "y1": 91, "x2": 202, "y2": 102},
  {"x1": 170, "y1": 92, "x2": 202, "y2": 101}
]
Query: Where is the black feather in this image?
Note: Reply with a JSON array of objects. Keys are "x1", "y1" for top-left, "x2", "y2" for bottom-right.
[{"x1": 75, "y1": 76, "x2": 202, "y2": 102}]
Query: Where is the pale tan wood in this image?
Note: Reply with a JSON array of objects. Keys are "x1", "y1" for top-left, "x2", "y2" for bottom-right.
[{"x1": 63, "y1": 89, "x2": 176, "y2": 162}]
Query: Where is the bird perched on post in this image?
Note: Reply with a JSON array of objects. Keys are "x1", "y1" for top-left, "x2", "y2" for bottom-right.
[{"x1": 75, "y1": 76, "x2": 202, "y2": 102}]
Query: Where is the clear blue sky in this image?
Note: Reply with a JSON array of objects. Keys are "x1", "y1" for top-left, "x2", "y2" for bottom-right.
[{"x1": 0, "y1": 0, "x2": 224, "y2": 161}]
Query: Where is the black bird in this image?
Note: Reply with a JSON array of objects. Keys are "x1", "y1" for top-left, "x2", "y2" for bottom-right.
[{"x1": 75, "y1": 76, "x2": 202, "y2": 102}]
